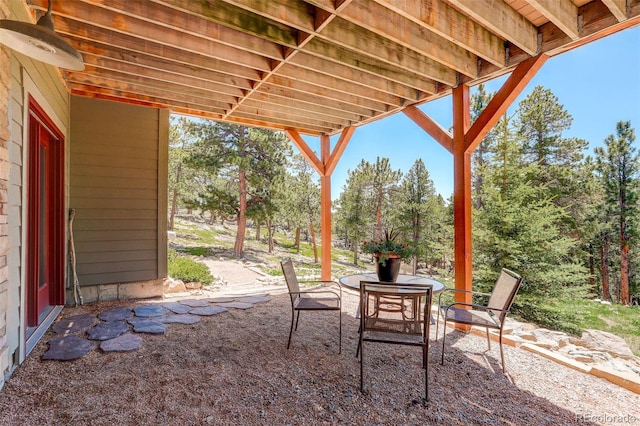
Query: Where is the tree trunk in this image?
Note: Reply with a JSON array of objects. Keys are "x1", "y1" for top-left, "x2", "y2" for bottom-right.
[
  {"x1": 600, "y1": 241, "x2": 610, "y2": 301},
  {"x1": 620, "y1": 240, "x2": 630, "y2": 305},
  {"x1": 310, "y1": 222, "x2": 318, "y2": 263},
  {"x1": 234, "y1": 169, "x2": 247, "y2": 257},
  {"x1": 267, "y1": 219, "x2": 274, "y2": 253},
  {"x1": 256, "y1": 222, "x2": 261, "y2": 241},
  {"x1": 209, "y1": 210, "x2": 215, "y2": 225},
  {"x1": 588, "y1": 245, "x2": 596, "y2": 295},
  {"x1": 353, "y1": 241, "x2": 359, "y2": 265},
  {"x1": 295, "y1": 227, "x2": 301, "y2": 253}
]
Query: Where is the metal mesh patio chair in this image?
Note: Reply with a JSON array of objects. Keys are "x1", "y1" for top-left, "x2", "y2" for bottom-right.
[
  {"x1": 436, "y1": 268, "x2": 523, "y2": 373},
  {"x1": 280, "y1": 258, "x2": 342, "y2": 353},
  {"x1": 359, "y1": 281, "x2": 434, "y2": 401}
]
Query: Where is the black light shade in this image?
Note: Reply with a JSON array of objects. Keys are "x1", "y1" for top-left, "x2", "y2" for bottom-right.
[{"x1": 0, "y1": 1, "x2": 84, "y2": 70}]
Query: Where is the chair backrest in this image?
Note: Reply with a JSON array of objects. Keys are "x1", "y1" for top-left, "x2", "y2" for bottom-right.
[
  {"x1": 360, "y1": 281, "x2": 433, "y2": 337},
  {"x1": 487, "y1": 268, "x2": 523, "y2": 322},
  {"x1": 280, "y1": 258, "x2": 300, "y2": 304}
]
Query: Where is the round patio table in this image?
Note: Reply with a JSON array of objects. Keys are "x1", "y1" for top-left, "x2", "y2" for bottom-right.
[{"x1": 339, "y1": 273, "x2": 446, "y2": 294}]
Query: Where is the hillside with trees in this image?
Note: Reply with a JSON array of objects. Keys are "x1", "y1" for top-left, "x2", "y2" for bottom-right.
[{"x1": 168, "y1": 85, "x2": 638, "y2": 344}]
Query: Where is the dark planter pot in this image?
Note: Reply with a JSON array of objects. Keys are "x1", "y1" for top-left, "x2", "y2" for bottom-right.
[{"x1": 375, "y1": 255, "x2": 401, "y2": 282}]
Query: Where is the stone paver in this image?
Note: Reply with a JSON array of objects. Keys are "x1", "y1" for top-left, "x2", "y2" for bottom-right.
[
  {"x1": 133, "y1": 305, "x2": 170, "y2": 317},
  {"x1": 52, "y1": 314, "x2": 97, "y2": 335},
  {"x1": 213, "y1": 301, "x2": 254, "y2": 310},
  {"x1": 161, "y1": 302, "x2": 193, "y2": 314},
  {"x1": 87, "y1": 321, "x2": 129, "y2": 341},
  {"x1": 98, "y1": 307, "x2": 134, "y2": 322},
  {"x1": 158, "y1": 314, "x2": 201, "y2": 324},
  {"x1": 43, "y1": 335, "x2": 94, "y2": 360},
  {"x1": 43, "y1": 291, "x2": 272, "y2": 361},
  {"x1": 189, "y1": 306, "x2": 228, "y2": 316},
  {"x1": 100, "y1": 333, "x2": 143, "y2": 352},
  {"x1": 128, "y1": 318, "x2": 167, "y2": 334}
]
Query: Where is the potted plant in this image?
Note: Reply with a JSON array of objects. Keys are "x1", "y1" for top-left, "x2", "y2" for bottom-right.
[{"x1": 362, "y1": 229, "x2": 414, "y2": 282}]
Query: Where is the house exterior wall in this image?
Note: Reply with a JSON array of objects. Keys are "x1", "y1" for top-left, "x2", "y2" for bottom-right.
[
  {"x1": 69, "y1": 96, "x2": 168, "y2": 303},
  {"x1": 1, "y1": 0, "x2": 73, "y2": 388}
]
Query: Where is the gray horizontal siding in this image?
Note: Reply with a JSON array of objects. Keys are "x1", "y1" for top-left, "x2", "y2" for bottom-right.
[{"x1": 70, "y1": 96, "x2": 164, "y2": 286}]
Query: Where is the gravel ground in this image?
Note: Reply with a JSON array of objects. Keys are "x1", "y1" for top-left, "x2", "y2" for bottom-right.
[{"x1": 0, "y1": 289, "x2": 638, "y2": 426}]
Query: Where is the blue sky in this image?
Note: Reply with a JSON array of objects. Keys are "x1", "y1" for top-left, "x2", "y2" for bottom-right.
[{"x1": 295, "y1": 26, "x2": 640, "y2": 200}]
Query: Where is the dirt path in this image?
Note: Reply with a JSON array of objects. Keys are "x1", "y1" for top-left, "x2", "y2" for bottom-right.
[{"x1": 201, "y1": 258, "x2": 264, "y2": 285}]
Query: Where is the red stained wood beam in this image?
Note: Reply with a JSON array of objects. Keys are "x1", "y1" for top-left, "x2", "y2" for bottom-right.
[
  {"x1": 325, "y1": 126, "x2": 355, "y2": 176},
  {"x1": 403, "y1": 105, "x2": 453, "y2": 154},
  {"x1": 285, "y1": 129, "x2": 324, "y2": 175},
  {"x1": 320, "y1": 134, "x2": 332, "y2": 280},
  {"x1": 465, "y1": 54, "x2": 548, "y2": 153}
]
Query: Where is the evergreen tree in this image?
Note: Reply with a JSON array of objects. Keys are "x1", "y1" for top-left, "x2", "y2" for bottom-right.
[{"x1": 595, "y1": 121, "x2": 639, "y2": 304}]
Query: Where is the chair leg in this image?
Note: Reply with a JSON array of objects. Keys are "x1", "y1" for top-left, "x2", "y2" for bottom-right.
[
  {"x1": 359, "y1": 338, "x2": 364, "y2": 393},
  {"x1": 434, "y1": 307, "x2": 441, "y2": 341},
  {"x1": 424, "y1": 346, "x2": 429, "y2": 402},
  {"x1": 294, "y1": 311, "x2": 300, "y2": 331},
  {"x1": 486, "y1": 328, "x2": 492, "y2": 350},
  {"x1": 499, "y1": 330, "x2": 506, "y2": 373},
  {"x1": 440, "y1": 318, "x2": 448, "y2": 365},
  {"x1": 287, "y1": 309, "x2": 296, "y2": 349},
  {"x1": 338, "y1": 310, "x2": 342, "y2": 354}
]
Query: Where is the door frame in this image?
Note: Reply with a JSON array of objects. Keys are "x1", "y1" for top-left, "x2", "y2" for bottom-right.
[{"x1": 25, "y1": 95, "x2": 65, "y2": 330}]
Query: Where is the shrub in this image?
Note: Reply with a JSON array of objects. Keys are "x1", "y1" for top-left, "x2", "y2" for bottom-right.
[{"x1": 168, "y1": 249, "x2": 213, "y2": 285}]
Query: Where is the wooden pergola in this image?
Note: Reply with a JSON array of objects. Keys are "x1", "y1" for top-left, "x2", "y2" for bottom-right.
[{"x1": 23, "y1": 0, "x2": 640, "y2": 301}]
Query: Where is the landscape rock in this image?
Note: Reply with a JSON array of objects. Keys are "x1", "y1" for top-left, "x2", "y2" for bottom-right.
[
  {"x1": 128, "y1": 318, "x2": 167, "y2": 334},
  {"x1": 189, "y1": 306, "x2": 227, "y2": 316},
  {"x1": 185, "y1": 281, "x2": 203, "y2": 289},
  {"x1": 162, "y1": 302, "x2": 193, "y2": 314},
  {"x1": 133, "y1": 305, "x2": 170, "y2": 317},
  {"x1": 164, "y1": 278, "x2": 187, "y2": 294},
  {"x1": 157, "y1": 314, "x2": 201, "y2": 324},
  {"x1": 571, "y1": 329, "x2": 636, "y2": 360}
]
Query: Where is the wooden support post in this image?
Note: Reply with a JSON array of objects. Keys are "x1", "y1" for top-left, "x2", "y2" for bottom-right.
[
  {"x1": 452, "y1": 85, "x2": 473, "y2": 311},
  {"x1": 320, "y1": 135, "x2": 332, "y2": 280}
]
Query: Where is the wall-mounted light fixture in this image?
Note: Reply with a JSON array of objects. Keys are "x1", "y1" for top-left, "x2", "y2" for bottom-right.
[{"x1": 0, "y1": 0, "x2": 84, "y2": 70}]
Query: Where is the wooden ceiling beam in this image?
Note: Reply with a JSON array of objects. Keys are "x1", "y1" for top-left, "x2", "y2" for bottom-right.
[
  {"x1": 158, "y1": 0, "x2": 299, "y2": 47},
  {"x1": 287, "y1": 54, "x2": 424, "y2": 100},
  {"x1": 375, "y1": 0, "x2": 506, "y2": 67},
  {"x1": 267, "y1": 72, "x2": 403, "y2": 107},
  {"x1": 331, "y1": 0, "x2": 485, "y2": 73},
  {"x1": 241, "y1": 97, "x2": 362, "y2": 123},
  {"x1": 601, "y1": 0, "x2": 628, "y2": 21},
  {"x1": 35, "y1": 0, "x2": 280, "y2": 66},
  {"x1": 325, "y1": 126, "x2": 355, "y2": 175},
  {"x1": 68, "y1": 83, "x2": 229, "y2": 115},
  {"x1": 305, "y1": 38, "x2": 452, "y2": 88},
  {"x1": 447, "y1": 0, "x2": 539, "y2": 56},
  {"x1": 232, "y1": 107, "x2": 346, "y2": 131},
  {"x1": 259, "y1": 81, "x2": 389, "y2": 113},
  {"x1": 66, "y1": 63, "x2": 244, "y2": 100},
  {"x1": 246, "y1": 92, "x2": 364, "y2": 121},
  {"x1": 67, "y1": 79, "x2": 233, "y2": 112},
  {"x1": 74, "y1": 51, "x2": 250, "y2": 98},
  {"x1": 61, "y1": 27, "x2": 262, "y2": 81},
  {"x1": 319, "y1": 15, "x2": 477, "y2": 79},
  {"x1": 528, "y1": 0, "x2": 580, "y2": 40}
]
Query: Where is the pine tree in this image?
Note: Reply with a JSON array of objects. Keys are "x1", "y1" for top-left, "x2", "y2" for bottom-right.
[{"x1": 595, "y1": 121, "x2": 639, "y2": 304}]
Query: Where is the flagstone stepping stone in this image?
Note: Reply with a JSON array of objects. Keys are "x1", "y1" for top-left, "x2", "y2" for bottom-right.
[
  {"x1": 128, "y1": 318, "x2": 167, "y2": 334},
  {"x1": 100, "y1": 333, "x2": 142, "y2": 352},
  {"x1": 43, "y1": 335, "x2": 94, "y2": 360},
  {"x1": 87, "y1": 321, "x2": 129, "y2": 341},
  {"x1": 161, "y1": 302, "x2": 193, "y2": 314},
  {"x1": 98, "y1": 307, "x2": 134, "y2": 322},
  {"x1": 133, "y1": 305, "x2": 170, "y2": 317},
  {"x1": 189, "y1": 306, "x2": 228, "y2": 316},
  {"x1": 157, "y1": 314, "x2": 201, "y2": 324},
  {"x1": 178, "y1": 299, "x2": 209, "y2": 308},
  {"x1": 52, "y1": 314, "x2": 97, "y2": 335},
  {"x1": 213, "y1": 301, "x2": 254, "y2": 310},
  {"x1": 204, "y1": 296, "x2": 237, "y2": 303},
  {"x1": 236, "y1": 295, "x2": 270, "y2": 304}
]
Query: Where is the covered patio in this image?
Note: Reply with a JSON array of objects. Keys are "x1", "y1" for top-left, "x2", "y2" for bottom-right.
[
  {"x1": 1, "y1": 0, "x2": 639, "y2": 395},
  {"x1": 0, "y1": 286, "x2": 637, "y2": 424}
]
